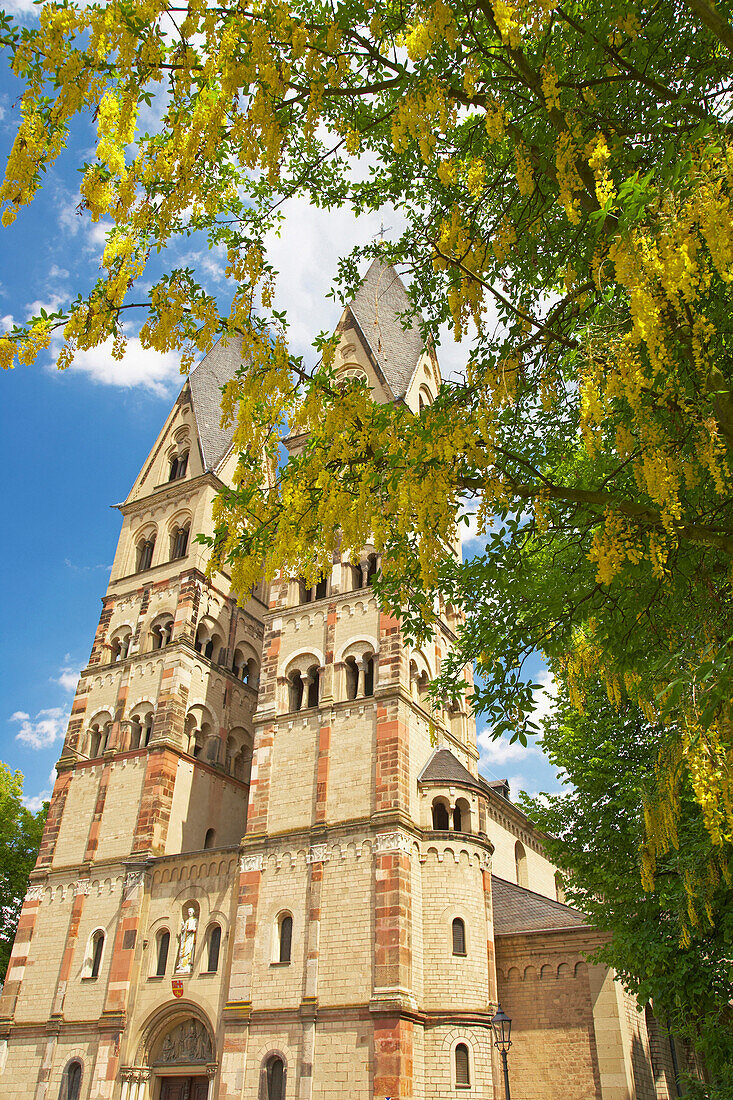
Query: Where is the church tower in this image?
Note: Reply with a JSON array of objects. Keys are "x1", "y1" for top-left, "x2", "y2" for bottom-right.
[{"x1": 0, "y1": 263, "x2": 674, "y2": 1100}]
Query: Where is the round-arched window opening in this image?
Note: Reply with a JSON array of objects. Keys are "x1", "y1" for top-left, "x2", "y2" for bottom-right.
[
  {"x1": 278, "y1": 913, "x2": 293, "y2": 964},
  {"x1": 264, "y1": 1055, "x2": 286, "y2": 1100},
  {"x1": 206, "y1": 923, "x2": 222, "y2": 973},
  {"x1": 59, "y1": 1060, "x2": 83, "y2": 1100},
  {"x1": 452, "y1": 917, "x2": 467, "y2": 956},
  {"x1": 455, "y1": 1043, "x2": 471, "y2": 1088},
  {"x1": 432, "y1": 801, "x2": 449, "y2": 830},
  {"x1": 155, "y1": 929, "x2": 170, "y2": 977},
  {"x1": 515, "y1": 840, "x2": 528, "y2": 888}
]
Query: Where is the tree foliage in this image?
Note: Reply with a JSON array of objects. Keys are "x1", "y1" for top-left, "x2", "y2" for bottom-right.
[
  {"x1": 523, "y1": 686, "x2": 733, "y2": 1089},
  {"x1": 2, "y1": 0, "x2": 733, "y2": 890},
  {"x1": 0, "y1": 763, "x2": 47, "y2": 983}
]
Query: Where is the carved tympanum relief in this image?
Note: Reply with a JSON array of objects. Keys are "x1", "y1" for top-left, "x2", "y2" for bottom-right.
[{"x1": 157, "y1": 1019, "x2": 213, "y2": 1065}]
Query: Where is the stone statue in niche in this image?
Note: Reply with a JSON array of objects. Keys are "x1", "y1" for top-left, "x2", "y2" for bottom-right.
[
  {"x1": 175, "y1": 907, "x2": 198, "y2": 973},
  {"x1": 157, "y1": 1018, "x2": 213, "y2": 1065}
]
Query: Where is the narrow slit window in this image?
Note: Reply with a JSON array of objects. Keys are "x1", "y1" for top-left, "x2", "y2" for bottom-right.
[
  {"x1": 279, "y1": 914, "x2": 292, "y2": 963},
  {"x1": 207, "y1": 924, "x2": 221, "y2": 972},
  {"x1": 455, "y1": 1043, "x2": 470, "y2": 1087},
  {"x1": 155, "y1": 931, "x2": 169, "y2": 977},
  {"x1": 452, "y1": 917, "x2": 466, "y2": 956}
]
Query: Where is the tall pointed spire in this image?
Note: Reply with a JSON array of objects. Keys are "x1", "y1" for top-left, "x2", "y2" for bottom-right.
[{"x1": 345, "y1": 259, "x2": 426, "y2": 399}]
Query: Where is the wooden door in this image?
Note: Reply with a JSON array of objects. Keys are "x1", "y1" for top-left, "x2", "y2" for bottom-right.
[
  {"x1": 159, "y1": 1077, "x2": 209, "y2": 1100},
  {"x1": 191, "y1": 1078, "x2": 209, "y2": 1100}
]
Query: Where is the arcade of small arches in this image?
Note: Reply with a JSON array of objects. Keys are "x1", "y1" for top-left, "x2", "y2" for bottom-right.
[
  {"x1": 194, "y1": 621, "x2": 260, "y2": 689},
  {"x1": 131, "y1": 514, "x2": 192, "y2": 576},
  {"x1": 282, "y1": 646, "x2": 377, "y2": 712},
  {"x1": 81, "y1": 705, "x2": 252, "y2": 783},
  {"x1": 103, "y1": 616, "x2": 260, "y2": 690},
  {"x1": 430, "y1": 795, "x2": 473, "y2": 835},
  {"x1": 293, "y1": 552, "x2": 379, "y2": 605}
]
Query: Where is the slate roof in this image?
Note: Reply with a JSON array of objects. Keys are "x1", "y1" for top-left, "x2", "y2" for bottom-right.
[
  {"x1": 347, "y1": 259, "x2": 426, "y2": 398},
  {"x1": 491, "y1": 876, "x2": 588, "y2": 935},
  {"x1": 418, "y1": 748, "x2": 513, "y2": 803},
  {"x1": 418, "y1": 748, "x2": 483, "y2": 790},
  {"x1": 188, "y1": 335, "x2": 244, "y2": 471}
]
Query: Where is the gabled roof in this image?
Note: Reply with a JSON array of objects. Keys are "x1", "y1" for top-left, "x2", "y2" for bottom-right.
[
  {"x1": 345, "y1": 259, "x2": 426, "y2": 399},
  {"x1": 418, "y1": 747, "x2": 482, "y2": 790},
  {"x1": 492, "y1": 876, "x2": 588, "y2": 935},
  {"x1": 188, "y1": 335, "x2": 244, "y2": 471}
]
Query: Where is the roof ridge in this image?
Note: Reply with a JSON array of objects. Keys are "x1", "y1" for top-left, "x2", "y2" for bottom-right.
[{"x1": 347, "y1": 259, "x2": 426, "y2": 399}]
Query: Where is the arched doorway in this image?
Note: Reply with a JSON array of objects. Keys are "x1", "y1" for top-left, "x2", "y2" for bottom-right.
[
  {"x1": 155, "y1": 1018, "x2": 213, "y2": 1100},
  {"x1": 123, "y1": 1006, "x2": 216, "y2": 1100}
]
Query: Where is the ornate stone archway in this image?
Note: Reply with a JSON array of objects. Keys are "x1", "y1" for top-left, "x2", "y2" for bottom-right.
[{"x1": 120, "y1": 1003, "x2": 217, "y2": 1100}]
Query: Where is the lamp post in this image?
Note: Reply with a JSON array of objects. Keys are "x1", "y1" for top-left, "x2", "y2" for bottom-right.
[{"x1": 491, "y1": 1004, "x2": 513, "y2": 1100}]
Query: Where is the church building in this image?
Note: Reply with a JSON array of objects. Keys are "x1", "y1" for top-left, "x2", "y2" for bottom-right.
[{"x1": 0, "y1": 262, "x2": 683, "y2": 1100}]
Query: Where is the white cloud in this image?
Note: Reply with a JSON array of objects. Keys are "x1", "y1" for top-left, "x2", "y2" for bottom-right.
[
  {"x1": 11, "y1": 707, "x2": 68, "y2": 750},
  {"x1": 531, "y1": 668, "x2": 558, "y2": 728},
  {"x1": 1, "y1": 0, "x2": 40, "y2": 17},
  {"x1": 58, "y1": 197, "x2": 83, "y2": 237},
  {"x1": 23, "y1": 792, "x2": 50, "y2": 813},
  {"x1": 54, "y1": 661, "x2": 81, "y2": 693},
  {"x1": 1, "y1": 314, "x2": 15, "y2": 332},
  {"x1": 265, "y1": 196, "x2": 406, "y2": 361},
  {"x1": 479, "y1": 733, "x2": 539, "y2": 767},
  {"x1": 59, "y1": 336, "x2": 183, "y2": 396},
  {"x1": 25, "y1": 294, "x2": 68, "y2": 319}
]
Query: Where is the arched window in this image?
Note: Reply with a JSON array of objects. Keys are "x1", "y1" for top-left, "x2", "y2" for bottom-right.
[
  {"x1": 129, "y1": 709, "x2": 153, "y2": 750},
  {"x1": 110, "y1": 629, "x2": 131, "y2": 663},
  {"x1": 264, "y1": 1055, "x2": 286, "y2": 1100},
  {"x1": 169, "y1": 452, "x2": 188, "y2": 481},
  {"x1": 452, "y1": 917, "x2": 466, "y2": 956},
  {"x1": 314, "y1": 573, "x2": 328, "y2": 600},
  {"x1": 150, "y1": 616, "x2": 173, "y2": 650},
  {"x1": 366, "y1": 553, "x2": 379, "y2": 584},
  {"x1": 288, "y1": 671, "x2": 304, "y2": 712},
  {"x1": 453, "y1": 804, "x2": 463, "y2": 831},
  {"x1": 352, "y1": 562, "x2": 364, "y2": 590},
  {"x1": 59, "y1": 1060, "x2": 82, "y2": 1100},
  {"x1": 137, "y1": 536, "x2": 155, "y2": 572},
  {"x1": 170, "y1": 523, "x2": 190, "y2": 560},
  {"x1": 344, "y1": 657, "x2": 358, "y2": 700},
  {"x1": 244, "y1": 658, "x2": 259, "y2": 688},
  {"x1": 515, "y1": 840, "x2": 528, "y2": 888},
  {"x1": 84, "y1": 929, "x2": 105, "y2": 979},
  {"x1": 155, "y1": 930, "x2": 170, "y2": 977},
  {"x1": 306, "y1": 665, "x2": 320, "y2": 708},
  {"x1": 363, "y1": 656, "x2": 374, "y2": 696},
  {"x1": 204, "y1": 827, "x2": 216, "y2": 850},
  {"x1": 432, "y1": 801, "x2": 449, "y2": 830},
  {"x1": 88, "y1": 725, "x2": 102, "y2": 758},
  {"x1": 278, "y1": 913, "x2": 292, "y2": 964},
  {"x1": 206, "y1": 923, "x2": 222, "y2": 972},
  {"x1": 455, "y1": 1043, "x2": 470, "y2": 1088}
]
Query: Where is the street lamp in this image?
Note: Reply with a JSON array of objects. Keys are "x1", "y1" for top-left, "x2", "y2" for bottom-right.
[{"x1": 491, "y1": 1004, "x2": 513, "y2": 1100}]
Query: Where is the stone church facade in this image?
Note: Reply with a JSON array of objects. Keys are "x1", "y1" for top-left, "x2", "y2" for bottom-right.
[{"x1": 0, "y1": 263, "x2": 683, "y2": 1100}]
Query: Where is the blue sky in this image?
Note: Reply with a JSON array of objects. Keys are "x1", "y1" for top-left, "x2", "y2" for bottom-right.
[{"x1": 0, "y1": 15, "x2": 562, "y2": 812}]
